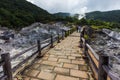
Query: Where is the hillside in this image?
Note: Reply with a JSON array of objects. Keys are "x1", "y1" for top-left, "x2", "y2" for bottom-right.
[
  {"x1": 86, "y1": 10, "x2": 120, "y2": 23},
  {"x1": 0, "y1": 0, "x2": 53, "y2": 29},
  {"x1": 54, "y1": 12, "x2": 71, "y2": 18}
]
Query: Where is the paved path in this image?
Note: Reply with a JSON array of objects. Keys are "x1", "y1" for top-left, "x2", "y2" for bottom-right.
[{"x1": 15, "y1": 32, "x2": 94, "y2": 80}]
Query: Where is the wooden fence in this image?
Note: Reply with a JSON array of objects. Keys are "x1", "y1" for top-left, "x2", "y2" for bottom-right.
[
  {"x1": 80, "y1": 30, "x2": 120, "y2": 80},
  {"x1": 0, "y1": 28, "x2": 75, "y2": 80}
]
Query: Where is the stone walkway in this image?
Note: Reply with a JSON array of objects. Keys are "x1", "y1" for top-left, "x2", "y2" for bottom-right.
[{"x1": 15, "y1": 32, "x2": 94, "y2": 80}]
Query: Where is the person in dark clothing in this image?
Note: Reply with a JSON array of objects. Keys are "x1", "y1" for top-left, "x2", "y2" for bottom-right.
[
  {"x1": 76, "y1": 26, "x2": 81, "y2": 32},
  {"x1": 76, "y1": 26, "x2": 78, "y2": 32}
]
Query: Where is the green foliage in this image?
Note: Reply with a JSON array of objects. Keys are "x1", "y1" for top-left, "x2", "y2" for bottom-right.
[
  {"x1": 54, "y1": 12, "x2": 70, "y2": 18},
  {"x1": 86, "y1": 10, "x2": 120, "y2": 23},
  {"x1": 89, "y1": 20, "x2": 120, "y2": 30},
  {"x1": 54, "y1": 12, "x2": 79, "y2": 23},
  {"x1": 1, "y1": 0, "x2": 120, "y2": 31},
  {"x1": 91, "y1": 25, "x2": 111, "y2": 30},
  {"x1": 54, "y1": 16, "x2": 78, "y2": 23},
  {"x1": 0, "y1": 0, "x2": 80, "y2": 29},
  {"x1": 85, "y1": 10, "x2": 120, "y2": 31},
  {"x1": 75, "y1": 18, "x2": 88, "y2": 26},
  {"x1": 70, "y1": 26, "x2": 76, "y2": 33},
  {"x1": 0, "y1": 0, "x2": 53, "y2": 29},
  {"x1": 84, "y1": 34, "x2": 89, "y2": 40}
]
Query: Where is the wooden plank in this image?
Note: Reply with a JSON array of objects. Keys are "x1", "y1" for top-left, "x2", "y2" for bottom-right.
[
  {"x1": 86, "y1": 49, "x2": 99, "y2": 80},
  {"x1": 107, "y1": 76, "x2": 111, "y2": 80},
  {"x1": 12, "y1": 51, "x2": 38, "y2": 73},
  {"x1": 12, "y1": 51, "x2": 38, "y2": 77},
  {"x1": 86, "y1": 44, "x2": 99, "y2": 60},
  {"x1": 11, "y1": 44, "x2": 37, "y2": 60},
  {"x1": 41, "y1": 38, "x2": 51, "y2": 44},
  {"x1": 88, "y1": 49, "x2": 99, "y2": 68},
  {"x1": 90, "y1": 63, "x2": 98, "y2": 80}
]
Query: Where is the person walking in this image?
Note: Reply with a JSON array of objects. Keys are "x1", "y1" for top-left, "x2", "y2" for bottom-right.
[
  {"x1": 76, "y1": 26, "x2": 78, "y2": 32},
  {"x1": 78, "y1": 26, "x2": 81, "y2": 32}
]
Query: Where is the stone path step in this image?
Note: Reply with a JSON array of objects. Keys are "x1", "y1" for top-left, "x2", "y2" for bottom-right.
[{"x1": 14, "y1": 32, "x2": 94, "y2": 80}]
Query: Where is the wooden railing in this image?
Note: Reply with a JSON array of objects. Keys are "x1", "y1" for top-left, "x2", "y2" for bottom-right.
[
  {"x1": 0, "y1": 28, "x2": 75, "y2": 80},
  {"x1": 0, "y1": 53, "x2": 12, "y2": 80},
  {"x1": 80, "y1": 31, "x2": 120, "y2": 80}
]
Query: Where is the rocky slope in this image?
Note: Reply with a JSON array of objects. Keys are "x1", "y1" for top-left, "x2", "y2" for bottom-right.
[
  {"x1": 0, "y1": 22, "x2": 70, "y2": 68},
  {"x1": 90, "y1": 29, "x2": 120, "y2": 76}
]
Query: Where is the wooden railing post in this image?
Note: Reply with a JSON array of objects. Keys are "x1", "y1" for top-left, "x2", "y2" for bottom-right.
[
  {"x1": 80, "y1": 33, "x2": 83, "y2": 48},
  {"x1": 37, "y1": 40, "x2": 41, "y2": 57},
  {"x1": 57, "y1": 33, "x2": 60, "y2": 43},
  {"x1": 98, "y1": 55, "x2": 109, "y2": 80},
  {"x1": 69, "y1": 29, "x2": 71, "y2": 34},
  {"x1": 80, "y1": 28, "x2": 85, "y2": 48},
  {"x1": 65, "y1": 31, "x2": 67, "y2": 37},
  {"x1": 83, "y1": 40, "x2": 88, "y2": 56},
  {"x1": 68, "y1": 30, "x2": 70, "y2": 36},
  {"x1": 62, "y1": 30, "x2": 64, "y2": 40},
  {"x1": 50, "y1": 34, "x2": 54, "y2": 48},
  {"x1": 1, "y1": 53, "x2": 13, "y2": 80}
]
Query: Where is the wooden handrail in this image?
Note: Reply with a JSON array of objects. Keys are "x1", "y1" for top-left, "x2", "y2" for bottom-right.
[
  {"x1": 81, "y1": 38, "x2": 85, "y2": 42},
  {"x1": 80, "y1": 28, "x2": 120, "y2": 80},
  {"x1": 103, "y1": 65, "x2": 120, "y2": 80},
  {"x1": 86, "y1": 44, "x2": 99, "y2": 60},
  {"x1": 10, "y1": 44, "x2": 37, "y2": 60},
  {"x1": 12, "y1": 51, "x2": 38, "y2": 72},
  {"x1": 41, "y1": 38, "x2": 51, "y2": 44},
  {"x1": 86, "y1": 50, "x2": 98, "y2": 72},
  {"x1": 0, "y1": 28, "x2": 75, "y2": 80},
  {"x1": 41, "y1": 43, "x2": 51, "y2": 50},
  {"x1": 81, "y1": 36, "x2": 120, "y2": 80},
  {"x1": 11, "y1": 35, "x2": 58, "y2": 60}
]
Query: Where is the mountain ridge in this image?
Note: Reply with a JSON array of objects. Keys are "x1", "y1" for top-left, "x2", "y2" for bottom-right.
[
  {"x1": 85, "y1": 10, "x2": 120, "y2": 23},
  {"x1": 54, "y1": 12, "x2": 71, "y2": 18},
  {"x1": 0, "y1": 0, "x2": 53, "y2": 29}
]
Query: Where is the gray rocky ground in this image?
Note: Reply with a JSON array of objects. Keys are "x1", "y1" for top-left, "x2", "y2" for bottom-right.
[
  {"x1": 0, "y1": 22, "x2": 71, "y2": 72},
  {"x1": 90, "y1": 29, "x2": 120, "y2": 76}
]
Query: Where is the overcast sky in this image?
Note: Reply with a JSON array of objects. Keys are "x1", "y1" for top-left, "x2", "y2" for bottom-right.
[{"x1": 27, "y1": 0, "x2": 120, "y2": 14}]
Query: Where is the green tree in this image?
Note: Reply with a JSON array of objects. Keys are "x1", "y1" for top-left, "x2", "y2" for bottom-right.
[{"x1": 76, "y1": 18, "x2": 88, "y2": 26}]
